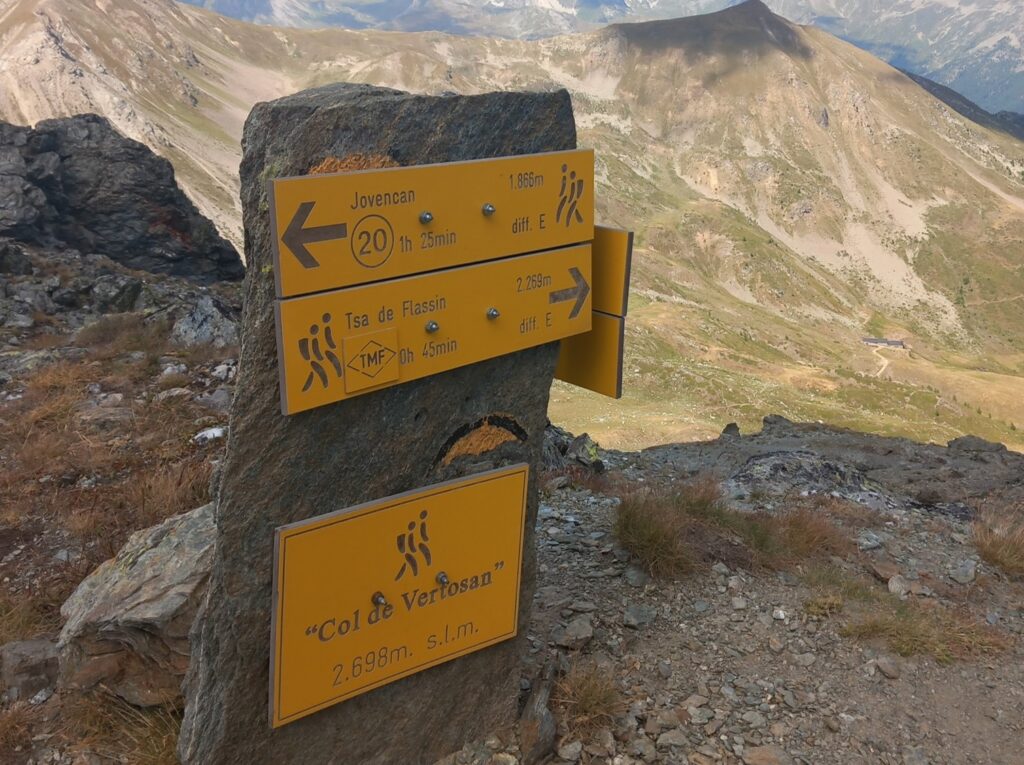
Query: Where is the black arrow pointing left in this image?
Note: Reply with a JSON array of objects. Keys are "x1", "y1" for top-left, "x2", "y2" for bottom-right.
[
  {"x1": 548, "y1": 266, "x2": 591, "y2": 320},
  {"x1": 282, "y1": 201, "x2": 348, "y2": 269}
]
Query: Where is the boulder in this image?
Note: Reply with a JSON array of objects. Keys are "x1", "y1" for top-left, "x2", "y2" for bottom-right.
[
  {"x1": 179, "y1": 83, "x2": 577, "y2": 765},
  {"x1": 947, "y1": 435, "x2": 1006, "y2": 453},
  {"x1": 0, "y1": 114, "x2": 243, "y2": 283},
  {"x1": 90, "y1": 273, "x2": 143, "y2": 313},
  {"x1": 0, "y1": 239, "x2": 33, "y2": 275},
  {"x1": 552, "y1": 615, "x2": 594, "y2": 650},
  {"x1": 1, "y1": 639, "x2": 59, "y2": 702},
  {"x1": 519, "y1": 666, "x2": 557, "y2": 765},
  {"x1": 760, "y1": 414, "x2": 795, "y2": 435},
  {"x1": 58, "y1": 503, "x2": 214, "y2": 707},
  {"x1": 566, "y1": 432, "x2": 604, "y2": 472},
  {"x1": 170, "y1": 294, "x2": 238, "y2": 348},
  {"x1": 542, "y1": 425, "x2": 604, "y2": 473},
  {"x1": 542, "y1": 423, "x2": 574, "y2": 471}
]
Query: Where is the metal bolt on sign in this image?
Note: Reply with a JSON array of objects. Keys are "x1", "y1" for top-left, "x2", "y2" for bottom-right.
[
  {"x1": 482, "y1": 203, "x2": 496, "y2": 216},
  {"x1": 436, "y1": 571, "x2": 450, "y2": 586},
  {"x1": 371, "y1": 591, "x2": 388, "y2": 607},
  {"x1": 486, "y1": 307, "x2": 500, "y2": 320},
  {"x1": 425, "y1": 320, "x2": 440, "y2": 334},
  {"x1": 419, "y1": 211, "x2": 434, "y2": 224}
]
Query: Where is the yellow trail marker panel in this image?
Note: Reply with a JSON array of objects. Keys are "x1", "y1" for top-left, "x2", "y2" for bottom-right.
[
  {"x1": 555, "y1": 225, "x2": 633, "y2": 398},
  {"x1": 275, "y1": 244, "x2": 592, "y2": 415},
  {"x1": 555, "y1": 311, "x2": 626, "y2": 399},
  {"x1": 270, "y1": 149, "x2": 594, "y2": 298},
  {"x1": 270, "y1": 464, "x2": 528, "y2": 728},
  {"x1": 590, "y1": 226, "x2": 633, "y2": 316}
]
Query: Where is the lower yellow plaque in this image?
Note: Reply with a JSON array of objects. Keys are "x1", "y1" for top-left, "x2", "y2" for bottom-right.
[{"x1": 270, "y1": 464, "x2": 529, "y2": 728}]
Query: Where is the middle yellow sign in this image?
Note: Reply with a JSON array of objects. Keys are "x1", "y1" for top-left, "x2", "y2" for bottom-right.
[{"x1": 275, "y1": 245, "x2": 593, "y2": 414}]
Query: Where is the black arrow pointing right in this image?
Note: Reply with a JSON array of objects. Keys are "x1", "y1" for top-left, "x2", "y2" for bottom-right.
[
  {"x1": 281, "y1": 201, "x2": 348, "y2": 269},
  {"x1": 548, "y1": 267, "x2": 590, "y2": 320}
]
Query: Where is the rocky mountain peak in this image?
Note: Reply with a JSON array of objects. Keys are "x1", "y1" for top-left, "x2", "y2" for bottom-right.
[
  {"x1": 609, "y1": 0, "x2": 808, "y2": 59},
  {"x1": 0, "y1": 113, "x2": 243, "y2": 284}
]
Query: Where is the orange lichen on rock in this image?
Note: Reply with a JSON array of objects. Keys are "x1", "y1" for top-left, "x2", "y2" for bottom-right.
[
  {"x1": 441, "y1": 423, "x2": 520, "y2": 466},
  {"x1": 307, "y1": 154, "x2": 398, "y2": 175}
]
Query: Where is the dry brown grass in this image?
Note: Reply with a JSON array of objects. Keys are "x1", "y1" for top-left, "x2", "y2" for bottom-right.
[
  {"x1": 843, "y1": 602, "x2": 1010, "y2": 663},
  {"x1": 0, "y1": 595, "x2": 62, "y2": 644},
  {"x1": 24, "y1": 331, "x2": 67, "y2": 350},
  {"x1": 74, "y1": 314, "x2": 168, "y2": 355},
  {"x1": 125, "y1": 459, "x2": 213, "y2": 529},
  {"x1": 807, "y1": 496, "x2": 886, "y2": 528},
  {"x1": 58, "y1": 458, "x2": 213, "y2": 561},
  {"x1": 614, "y1": 489, "x2": 695, "y2": 576},
  {"x1": 1, "y1": 353, "x2": 219, "y2": 638},
  {"x1": 767, "y1": 507, "x2": 855, "y2": 564},
  {"x1": 553, "y1": 662, "x2": 623, "y2": 736},
  {"x1": 63, "y1": 691, "x2": 181, "y2": 765},
  {"x1": 156, "y1": 372, "x2": 191, "y2": 391},
  {"x1": 804, "y1": 593, "x2": 844, "y2": 617},
  {"x1": 0, "y1": 702, "x2": 34, "y2": 755},
  {"x1": 972, "y1": 502, "x2": 1024, "y2": 578},
  {"x1": 615, "y1": 479, "x2": 852, "y2": 577},
  {"x1": 542, "y1": 464, "x2": 621, "y2": 495},
  {"x1": 17, "y1": 362, "x2": 94, "y2": 431},
  {"x1": 802, "y1": 564, "x2": 881, "y2": 603},
  {"x1": 179, "y1": 341, "x2": 237, "y2": 367},
  {"x1": 802, "y1": 564, "x2": 1010, "y2": 663}
]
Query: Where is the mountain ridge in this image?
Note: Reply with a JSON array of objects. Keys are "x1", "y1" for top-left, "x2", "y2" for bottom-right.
[
  {"x1": 1, "y1": 0, "x2": 1022, "y2": 451},
  {"x1": 173, "y1": 0, "x2": 1024, "y2": 114}
]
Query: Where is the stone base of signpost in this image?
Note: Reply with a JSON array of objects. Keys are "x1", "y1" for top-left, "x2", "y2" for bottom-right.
[{"x1": 178, "y1": 84, "x2": 577, "y2": 765}]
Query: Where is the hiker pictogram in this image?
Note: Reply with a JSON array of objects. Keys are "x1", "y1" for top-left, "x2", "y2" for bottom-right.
[
  {"x1": 299, "y1": 313, "x2": 343, "y2": 392},
  {"x1": 556, "y1": 163, "x2": 585, "y2": 227},
  {"x1": 394, "y1": 510, "x2": 432, "y2": 581}
]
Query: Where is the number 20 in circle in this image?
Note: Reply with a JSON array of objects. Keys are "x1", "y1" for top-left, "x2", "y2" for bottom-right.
[{"x1": 351, "y1": 214, "x2": 395, "y2": 269}]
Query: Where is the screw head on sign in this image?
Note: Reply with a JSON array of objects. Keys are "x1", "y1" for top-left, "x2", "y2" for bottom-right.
[
  {"x1": 482, "y1": 203, "x2": 496, "y2": 217},
  {"x1": 371, "y1": 591, "x2": 387, "y2": 607},
  {"x1": 486, "y1": 307, "x2": 500, "y2": 320},
  {"x1": 419, "y1": 211, "x2": 434, "y2": 224},
  {"x1": 436, "y1": 571, "x2": 450, "y2": 586},
  {"x1": 425, "y1": 320, "x2": 440, "y2": 333}
]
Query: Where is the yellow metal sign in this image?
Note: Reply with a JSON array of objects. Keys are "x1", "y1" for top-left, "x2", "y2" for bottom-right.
[
  {"x1": 269, "y1": 150, "x2": 595, "y2": 298},
  {"x1": 275, "y1": 245, "x2": 592, "y2": 415},
  {"x1": 554, "y1": 225, "x2": 632, "y2": 398},
  {"x1": 591, "y1": 226, "x2": 633, "y2": 317},
  {"x1": 270, "y1": 465, "x2": 528, "y2": 727},
  {"x1": 555, "y1": 311, "x2": 626, "y2": 399}
]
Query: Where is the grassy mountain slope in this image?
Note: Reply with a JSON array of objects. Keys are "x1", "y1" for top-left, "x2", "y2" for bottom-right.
[{"x1": 1, "y1": 0, "x2": 1022, "y2": 450}]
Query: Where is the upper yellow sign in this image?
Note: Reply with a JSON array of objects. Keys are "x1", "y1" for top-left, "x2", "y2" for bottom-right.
[
  {"x1": 275, "y1": 245, "x2": 592, "y2": 414},
  {"x1": 269, "y1": 150, "x2": 595, "y2": 298},
  {"x1": 270, "y1": 464, "x2": 528, "y2": 728}
]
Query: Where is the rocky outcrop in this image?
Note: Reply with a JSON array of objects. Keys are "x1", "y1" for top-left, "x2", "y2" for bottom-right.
[
  {"x1": 0, "y1": 242, "x2": 240, "y2": 382},
  {"x1": 58, "y1": 504, "x2": 214, "y2": 707},
  {"x1": 629, "y1": 415, "x2": 1024, "y2": 512},
  {"x1": 0, "y1": 114, "x2": 242, "y2": 284}
]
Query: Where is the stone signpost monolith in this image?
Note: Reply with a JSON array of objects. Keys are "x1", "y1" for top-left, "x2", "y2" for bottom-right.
[{"x1": 178, "y1": 84, "x2": 577, "y2": 764}]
